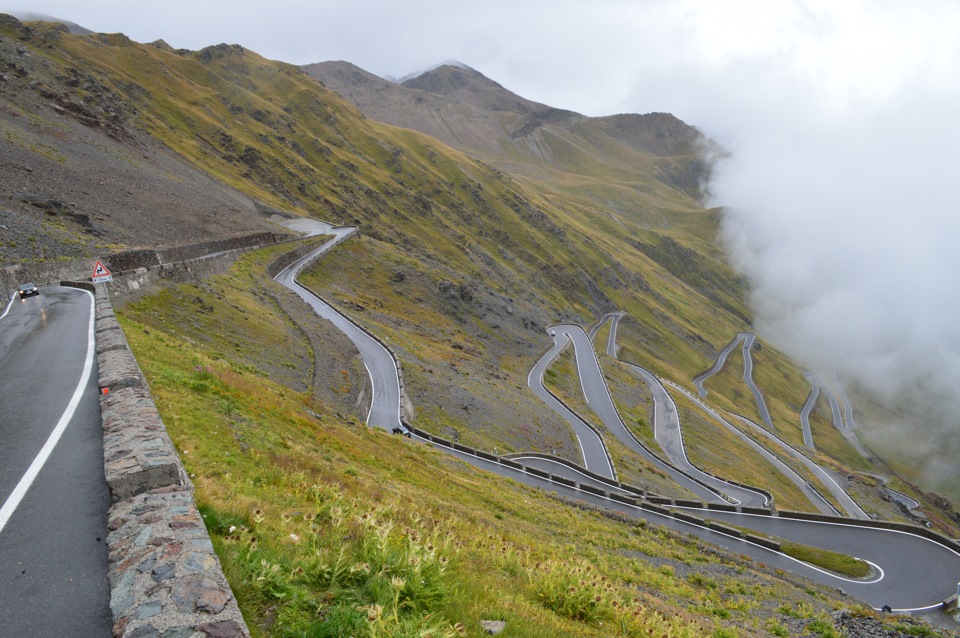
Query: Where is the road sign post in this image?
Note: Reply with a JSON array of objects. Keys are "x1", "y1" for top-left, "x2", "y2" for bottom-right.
[{"x1": 91, "y1": 260, "x2": 113, "y2": 284}]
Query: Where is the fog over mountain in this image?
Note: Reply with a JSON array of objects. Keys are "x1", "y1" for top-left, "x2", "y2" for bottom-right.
[
  {"x1": 629, "y1": 4, "x2": 960, "y2": 489},
  {"x1": 711, "y1": 88, "x2": 960, "y2": 482}
]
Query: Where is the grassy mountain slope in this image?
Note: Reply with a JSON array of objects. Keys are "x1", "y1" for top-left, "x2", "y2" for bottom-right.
[
  {"x1": 5, "y1": 13, "x2": 949, "y2": 523},
  {"x1": 5, "y1": 13, "x2": 959, "y2": 634},
  {"x1": 7, "y1": 21, "x2": 754, "y2": 461}
]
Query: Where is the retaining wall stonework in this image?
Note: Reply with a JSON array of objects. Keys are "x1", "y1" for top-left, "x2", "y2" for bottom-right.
[
  {"x1": 68, "y1": 282, "x2": 250, "y2": 638},
  {"x1": 3, "y1": 232, "x2": 292, "y2": 304}
]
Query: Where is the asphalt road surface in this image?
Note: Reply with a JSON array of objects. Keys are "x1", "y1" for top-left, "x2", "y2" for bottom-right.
[
  {"x1": 527, "y1": 331, "x2": 615, "y2": 478},
  {"x1": 0, "y1": 287, "x2": 112, "y2": 637},
  {"x1": 800, "y1": 373, "x2": 821, "y2": 449},
  {"x1": 274, "y1": 223, "x2": 403, "y2": 431},
  {"x1": 274, "y1": 224, "x2": 960, "y2": 612}
]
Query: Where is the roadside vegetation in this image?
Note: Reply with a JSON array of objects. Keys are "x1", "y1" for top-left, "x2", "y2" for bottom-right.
[
  {"x1": 778, "y1": 542, "x2": 872, "y2": 579},
  {"x1": 116, "y1": 246, "x2": 874, "y2": 637},
  {"x1": 10, "y1": 16, "x2": 960, "y2": 632}
]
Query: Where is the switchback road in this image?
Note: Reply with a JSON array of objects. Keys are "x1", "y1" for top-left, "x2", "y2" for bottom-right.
[
  {"x1": 274, "y1": 223, "x2": 403, "y2": 432},
  {"x1": 271, "y1": 220, "x2": 960, "y2": 611},
  {"x1": 594, "y1": 314, "x2": 769, "y2": 507},
  {"x1": 527, "y1": 331, "x2": 615, "y2": 478}
]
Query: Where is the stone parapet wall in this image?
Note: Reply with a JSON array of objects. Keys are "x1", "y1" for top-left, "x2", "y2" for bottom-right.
[
  {"x1": 63, "y1": 282, "x2": 249, "y2": 638},
  {"x1": 108, "y1": 232, "x2": 290, "y2": 271},
  {"x1": 106, "y1": 486, "x2": 246, "y2": 638},
  {"x1": 2, "y1": 232, "x2": 293, "y2": 303},
  {"x1": 100, "y1": 386, "x2": 183, "y2": 502}
]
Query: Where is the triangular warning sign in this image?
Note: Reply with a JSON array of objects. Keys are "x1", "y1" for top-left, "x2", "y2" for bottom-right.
[{"x1": 91, "y1": 260, "x2": 113, "y2": 284}]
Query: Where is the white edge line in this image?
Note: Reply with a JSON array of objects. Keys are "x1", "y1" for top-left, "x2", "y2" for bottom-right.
[
  {"x1": 527, "y1": 328, "x2": 614, "y2": 478},
  {"x1": 0, "y1": 292, "x2": 16, "y2": 320},
  {"x1": 0, "y1": 288, "x2": 95, "y2": 533},
  {"x1": 420, "y1": 428, "x2": 950, "y2": 610}
]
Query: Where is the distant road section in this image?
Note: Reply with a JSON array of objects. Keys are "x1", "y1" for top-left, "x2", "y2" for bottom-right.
[
  {"x1": 528, "y1": 331, "x2": 615, "y2": 478},
  {"x1": 274, "y1": 221, "x2": 402, "y2": 431},
  {"x1": 546, "y1": 323, "x2": 724, "y2": 503},
  {"x1": 594, "y1": 314, "x2": 768, "y2": 507},
  {"x1": 799, "y1": 373, "x2": 821, "y2": 449},
  {"x1": 693, "y1": 333, "x2": 748, "y2": 398}
]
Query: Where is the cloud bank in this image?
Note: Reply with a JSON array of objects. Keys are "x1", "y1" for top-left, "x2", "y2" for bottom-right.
[{"x1": 630, "y1": 2, "x2": 960, "y2": 491}]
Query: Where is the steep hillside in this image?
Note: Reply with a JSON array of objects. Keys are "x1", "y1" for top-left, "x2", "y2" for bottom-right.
[
  {"x1": 0, "y1": 18, "x2": 281, "y2": 268},
  {"x1": 305, "y1": 62, "x2": 710, "y2": 203},
  {"x1": 6, "y1": 13, "x2": 957, "y2": 635},
  {"x1": 1, "y1": 16, "x2": 751, "y2": 464}
]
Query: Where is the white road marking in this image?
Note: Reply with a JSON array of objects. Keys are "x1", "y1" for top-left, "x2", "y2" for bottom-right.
[
  {"x1": 0, "y1": 289, "x2": 95, "y2": 534},
  {"x1": 0, "y1": 293, "x2": 15, "y2": 321}
]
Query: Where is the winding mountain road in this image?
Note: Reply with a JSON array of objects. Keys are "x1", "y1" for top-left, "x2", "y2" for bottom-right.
[
  {"x1": 274, "y1": 223, "x2": 403, "y2": 431},
  {"x1": 271, "y1": 219, "x2": 960, "y2": 612},
  {"x1": 546, "y1": 324, "x2": 725, "y2": 503},
  {"x1": 527, "y1": 331, "x2": 615, "y2": 478},
  {"x1": 595, "y1": 314, "x2": 769, "y2": 507},
  {"x1": 694, "y1": 333, "x2": 869, "y2": 519},
  {"x1": 694, "y1": 333, "x2": 748, "y2": 398}
]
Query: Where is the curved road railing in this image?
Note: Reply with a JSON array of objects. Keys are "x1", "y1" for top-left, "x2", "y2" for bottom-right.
[
  {"x1": 527, "y1": 332, "x2": 616, "y2": 479},
  {"x1": 592, "y1": 313, "x2": 770, "y2": 507},
  {"x1": 268, "y1": 224, "x2": 959, "y2": 612}
]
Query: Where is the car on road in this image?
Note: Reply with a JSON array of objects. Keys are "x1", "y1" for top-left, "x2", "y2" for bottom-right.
[{"x1": 18, "y1": 283, "x2": 38, "y2": 299}]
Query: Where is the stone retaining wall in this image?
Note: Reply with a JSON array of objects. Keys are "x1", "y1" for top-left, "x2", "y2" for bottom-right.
[
  {"x1": 3, "y1": 232, "x2": 292, "y2": 304},
  {"x1": 108, "y1": 232, "x2": 289, "y2": 272},
  {"x1": 107, "y1": 232, "x2": 299, "y2": 305},
  {"x1": 64, "y1": 281, "x2": 249, "y2": 638}
]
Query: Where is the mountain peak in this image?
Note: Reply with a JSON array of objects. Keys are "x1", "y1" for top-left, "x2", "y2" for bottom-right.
[
  {"x1": 390, "y1": 60, "x2": 473, "y2": 84},
  {"x1": 401, "y1": 63, "x2": 573, "y2": 120}
]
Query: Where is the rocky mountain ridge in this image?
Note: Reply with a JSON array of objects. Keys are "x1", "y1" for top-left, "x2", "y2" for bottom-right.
[{"x1": 304, "y1": 61, "x2": 710, "y2": 201}]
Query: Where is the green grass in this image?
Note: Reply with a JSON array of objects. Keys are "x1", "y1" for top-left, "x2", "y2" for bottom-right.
[
  {"x1": 779, "y1": 541, "x2": 871, "y2": 579},
  {"x1": 112, "y1": 244, "x2": 880, "y2": 636}
]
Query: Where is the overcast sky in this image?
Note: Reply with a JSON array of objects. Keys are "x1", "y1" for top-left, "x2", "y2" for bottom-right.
[{"x1": 13, "y1": 2, "x2": 960, "y2": 451}]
